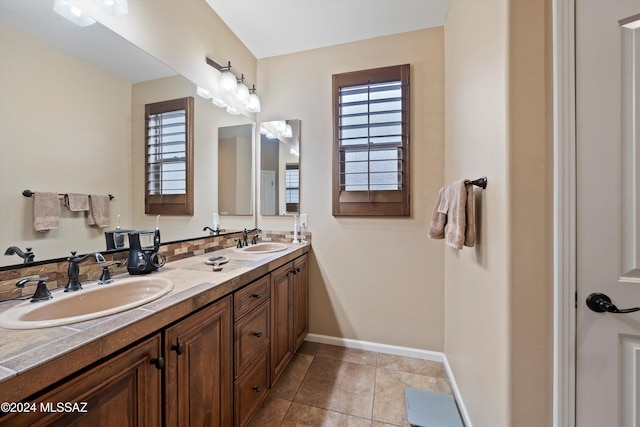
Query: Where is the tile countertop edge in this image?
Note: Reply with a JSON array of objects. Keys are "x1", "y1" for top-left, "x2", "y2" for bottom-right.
[{"x1": 0, "y1": 242, "x2": 310, "y2": 403}]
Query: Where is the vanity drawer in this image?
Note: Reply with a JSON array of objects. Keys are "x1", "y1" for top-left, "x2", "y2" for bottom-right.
[
  {"x1": 234, "y1": 347, "x2": 270, "y2": 427},
  {"x1": 234, "y1": 275, "x2": 270, "y2": 319},
  {"x1": 234, "y1": 301, "x2": 270, "y2": 375}
]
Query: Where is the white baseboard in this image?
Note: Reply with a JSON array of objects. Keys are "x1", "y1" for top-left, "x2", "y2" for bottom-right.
[{"x1": 304, "y1": 333, "x2": 472, "y2": 427}]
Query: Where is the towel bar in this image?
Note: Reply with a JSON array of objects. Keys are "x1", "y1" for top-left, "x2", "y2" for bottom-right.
[
  {"x1": 22, "y1": 190, "x2": 114, "y2": 200},
  {"x1": 466, "y1": 176, "x2": 487, "y2": 189}
]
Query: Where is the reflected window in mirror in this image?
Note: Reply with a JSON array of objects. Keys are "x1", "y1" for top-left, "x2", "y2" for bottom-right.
[
  {"x1": 260, "y1": 119, "x2": 301, "y2": 215},
  {"x1": 145, "y1": 97, "x2": 194, "y2": 215},
  {"x1": 285, "y1": 164, "x2": 299, "y2": 213}
]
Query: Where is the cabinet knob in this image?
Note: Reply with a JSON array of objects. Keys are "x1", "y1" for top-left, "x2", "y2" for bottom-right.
[
  {"x1": 253, "y1": 332, "x2": 262, "y2": 338},
  {"x1": 150, "y1": 356, "x2": 165, "y2": 370},
  {"x1": 171, "y1": 342, "x2": 185, "y2": 355},
  {"x1": 252, "y1": 293, "x2": 262, "y2": 299},
  {"x1": 253, "y1": 386, "x2": 262, "y2": 392}
]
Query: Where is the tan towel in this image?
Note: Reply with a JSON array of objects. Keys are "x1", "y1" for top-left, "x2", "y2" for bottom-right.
[
  {"x1": 87, "y1": 194, "x2": 110, "y2": 228},
  {"x1": 33, "y1": 192, "x2": 60, "y2": 232},
  {"x1": 64, "y1": 193, "x2": 89, "y2": 212},
  {"x1": 428, "y1": 180, "x2": 475, "y2": 249}
]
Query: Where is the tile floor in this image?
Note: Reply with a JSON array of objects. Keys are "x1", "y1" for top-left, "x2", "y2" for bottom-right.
[{"x1": 248, "y1": 341, "x2": 456, "y2": 427}]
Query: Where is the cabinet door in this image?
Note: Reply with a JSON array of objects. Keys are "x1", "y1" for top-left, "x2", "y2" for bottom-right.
[
  {"x1": 292, "y1": 254, "x2": 309, "y2": 352},
  {"x1": 0, "y1": 334, "x2": 162, "y2": 427},
  {"x1": 270, "y1": 262, "x2": 293, "y2": 384},
  {"x1": 165, "y1": 296, "x2": 233, "y2": 427}
]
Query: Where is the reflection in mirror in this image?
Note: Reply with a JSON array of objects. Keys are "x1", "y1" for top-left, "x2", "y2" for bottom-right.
[
  {"x1": 218, "y1": 124, "x2": 254, "y2": 216},
  {"x1": 0, "y1": 2, "x2": 254, "y2": 268},
  {"x1": 260, "y1": 120, "x2": 301, "y2": 215}
]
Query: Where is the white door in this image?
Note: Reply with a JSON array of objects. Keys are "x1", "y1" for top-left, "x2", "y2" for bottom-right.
[
  {"x1": 576, "y1": 1, "x2": 640, "y2": 426},
  {"x1": 260, "y1": 170, "x2": 276, "y2": 215}
]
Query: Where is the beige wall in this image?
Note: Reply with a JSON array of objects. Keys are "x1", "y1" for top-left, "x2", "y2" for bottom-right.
[
  {"x1": 0, "y1": 22, "x2": 133, "y2": 264},
  {"x1": 258, "y1": 28, "x2": 446, "y2": 351},
  {"x1": 444, "y1": 0, "x2": 552, "y2": 426}
]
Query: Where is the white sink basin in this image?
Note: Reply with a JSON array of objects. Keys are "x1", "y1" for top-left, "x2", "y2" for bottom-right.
[
  {"x1": 0, "y1": 276, "x2": 174, "y2": 330},
  {"x1": 237, "y1": 242, "x2": 288, "y2": 254}
]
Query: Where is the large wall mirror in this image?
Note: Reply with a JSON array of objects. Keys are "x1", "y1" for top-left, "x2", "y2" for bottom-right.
[
  {"x1": 260, "y1": 120, "x2": 301, "y2": 215},
  {"x1": 218, "y1": 124, "x2": 254, "y2": 216},
  {"x1": 0, "y1": 1, "x2": 253, "y2": 267}
]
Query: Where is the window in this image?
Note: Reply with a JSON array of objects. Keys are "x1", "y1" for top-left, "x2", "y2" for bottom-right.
[
  {"x1": 145, "y1": 97, "x2": 194, "y2": 215},
  {"x1": 285, "y1": 163, "x2": 299, "y2": 213},
  {"x1": 332, "y1": 64, "x2": 410, "y2": 216}
]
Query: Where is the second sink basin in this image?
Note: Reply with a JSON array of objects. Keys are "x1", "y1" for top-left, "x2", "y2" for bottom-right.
[
  {"x1": 0, "y1": 276, "x2": 174, "y2": 330},
  {"x1": 238, "y1": 242, "x2": 288, "y2": 254}
]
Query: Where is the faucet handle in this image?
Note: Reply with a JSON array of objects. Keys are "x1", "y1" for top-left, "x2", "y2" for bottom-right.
[
  {"x1": 99, "y1": 261, "x2": 122, "y2": 285},
  {"x1": 16, "y1": 277, "x2": 52, "y2": 303}
]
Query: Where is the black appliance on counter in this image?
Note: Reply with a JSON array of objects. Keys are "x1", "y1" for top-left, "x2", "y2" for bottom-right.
[{"x1": 127, "y1": 229, "x2": 166, "y2": 275}]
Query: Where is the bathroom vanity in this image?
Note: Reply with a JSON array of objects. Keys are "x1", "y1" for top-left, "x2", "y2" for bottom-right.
[{"x1": 0, "y1": 242, "x2": 309, "y2": 426}]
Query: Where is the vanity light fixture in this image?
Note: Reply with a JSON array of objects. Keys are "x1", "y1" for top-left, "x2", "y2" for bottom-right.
[
  {"x1": 236, "y1": 75, "x2": 250, "y2": 103},
  {"x1": 245, "y1": 85, "x2": 262, "y2": 113},
  {"x1": 53, "y1": 0, "x2": 96, "y2": 27},
  {"x1": 206, "y1": 57, "x2": 261, "y2": 113},
  {"x1": 620, "y1": 13, "x2": 640, "y2": 29},
  {"x1": 218, "y1": 62, "x2": 238, "y2": 95}
]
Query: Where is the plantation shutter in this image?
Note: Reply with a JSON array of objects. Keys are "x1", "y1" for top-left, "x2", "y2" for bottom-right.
[
  {"x1": 145, "y1": 97, "x2": 194, "y2": 215},
  {"x1": 332, "y1": 64, "x2": 410, "y2": 216}
]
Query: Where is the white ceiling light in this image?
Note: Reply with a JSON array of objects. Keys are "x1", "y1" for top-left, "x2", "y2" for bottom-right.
[{"x1": 53, "y1": 0, "x2": 96, "y2": 27}]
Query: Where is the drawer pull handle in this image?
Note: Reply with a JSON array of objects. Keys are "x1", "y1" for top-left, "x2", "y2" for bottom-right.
[
  {"x1": 171, "y1": 342, "x2": 184, "y2": 355},
  {"x1": 252, "y1": 293, "x2": 262, "y2": 299},
  {"x1": 253, "y1": 386, "x2": 262, "y2": 392},
  {"x1": 150, "y1": 356, "x2": 165, "y2": 370},
  {"x1": 253, "y1": 332, "x2": 263, "y2": 338}
]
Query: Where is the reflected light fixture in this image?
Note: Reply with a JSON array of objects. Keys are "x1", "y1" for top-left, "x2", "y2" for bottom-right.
[
  {"x1": 53, "y1": 0, "x2": 96, "y2": 27},
  {"x1": 94, "y1": 0, "x2": 129, "y2": 16},
  {"x1": 620, "y1": 13, "x2": 640, "y2": 29}
]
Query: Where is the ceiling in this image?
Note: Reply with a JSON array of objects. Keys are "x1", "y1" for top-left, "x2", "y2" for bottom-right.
[{"x1": 205, "y1": 0, "x2": 451, "y2": 59}]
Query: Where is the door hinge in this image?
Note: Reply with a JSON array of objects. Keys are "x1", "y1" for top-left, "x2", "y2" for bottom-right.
[{"x1": 575, "y1": 291, "x2": 578, "y2": 309}]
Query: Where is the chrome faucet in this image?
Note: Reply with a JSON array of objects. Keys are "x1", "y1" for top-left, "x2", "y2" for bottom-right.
[{"x1": 66, "y1": 252, "x2": 106, "y2": 292}]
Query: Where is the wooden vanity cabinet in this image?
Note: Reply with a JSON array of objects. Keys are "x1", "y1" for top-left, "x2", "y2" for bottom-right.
[
  {"x1": 233, "y1": 275, "x2": 271, "y2": 427},
  {"x1": 271, "y1": 253, "x2": 309, "y2": 384},
  {"x1": 0, "y1": 334, "x2": 163, "y2": 427},
  {"x1": 164, "y1": 295, "x2": 233, "y2": 427},
  {"x1": 292, "y1": 254, "x2": 309, "y2": 352}
]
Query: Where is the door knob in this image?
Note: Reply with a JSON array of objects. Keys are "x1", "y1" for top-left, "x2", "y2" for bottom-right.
[{"x1": 586, "y1": 293, "x2": 640, "y2": 314}]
